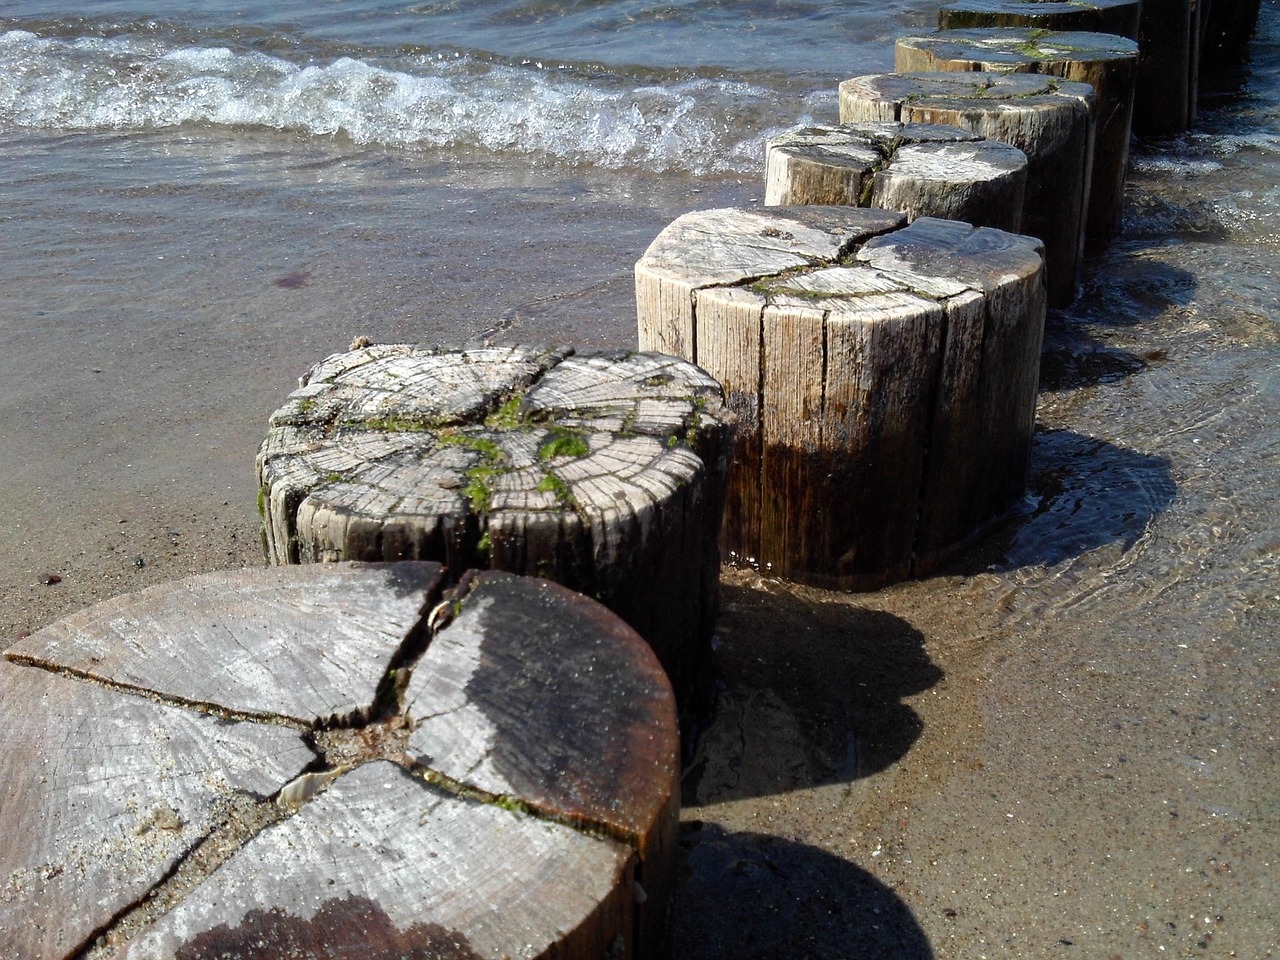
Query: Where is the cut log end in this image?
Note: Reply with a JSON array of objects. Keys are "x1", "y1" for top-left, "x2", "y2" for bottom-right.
[
  {"x1": 894, "y1": 29, "x2": 1138, "y2": 245},
  {"x1": 3, "y1": 563, "x2": 678, "y2": 960},
  {"x1": 839, "y1": 71, "x2": 1093, "y2": 306},
  {"x1": 764, "y1": 122, "x2": 1028, "y2": 233},
  {"x1": 257, "y1": 344, "x2": 731, "y2": 715}
]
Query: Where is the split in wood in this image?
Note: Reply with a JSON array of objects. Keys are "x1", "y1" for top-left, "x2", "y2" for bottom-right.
[
  {"x1": 637, "y1": 206, "x2": 1046, "y2": 590},
  {"x1": 257, "y1": 344, "x2": 732, "y2": 716},
  {"x1": 839, "y1": 71, "x2": 1093, "y2": 306},
  {"x1": 3, "y1": 562, "x2": 679, "y2": 960},
  {"x1": 894, "y1": 29, "x2": 1138, "y2": 247},
  {"x1": 934, "y1": 0, "x2": 1197, "y2": 134},
  {"x1": 765, "y1": 121, "x2": 1027, "y2": 232}
]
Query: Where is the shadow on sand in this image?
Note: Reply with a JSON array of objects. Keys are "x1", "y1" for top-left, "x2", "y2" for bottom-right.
[
  {"x1": 682, "y1": 588, "x2": 941, "y2": 807},
  {"x1": 672, "y1": 823, "x2": 934, "y2": 960}
]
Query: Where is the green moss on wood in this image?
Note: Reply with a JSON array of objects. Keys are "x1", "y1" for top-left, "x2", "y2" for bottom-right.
[
  {"x1": 491, "y1": 794, "x2": 534, "y2": 816},
  {"x1": 537, "y1": 428, "x2": 589, "y2": 461},
  {"x1": 363, "y1": 414, "x2": 437, "y2": 432},
  {"x1": 536, "y1": 472, "x2": 576, "y2": 507},
  {"x1": 462, "y1": 466, "x2": 502, "y2": 514},
  {"x1": 485, "y1": 395, "x2": 528, "y2": 430},
  {"x1": 439, "y1": 431, "x2": 504, "y2": 461}
]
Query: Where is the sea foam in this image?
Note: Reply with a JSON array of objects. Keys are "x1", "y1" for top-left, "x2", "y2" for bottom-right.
[{"x1": 0, "y1": 29, "x2": 816, "y2": 175}]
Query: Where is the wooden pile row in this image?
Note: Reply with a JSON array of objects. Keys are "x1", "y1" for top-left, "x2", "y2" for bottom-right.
[
  {"x1": 639, "y1": 0, "x2": 1263, "y2": 596},
  {"x1": 4, "y1": 2, "x2": 1263, "y2": 959}
]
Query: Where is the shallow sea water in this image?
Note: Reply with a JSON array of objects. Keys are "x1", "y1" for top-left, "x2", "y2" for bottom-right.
[{"x1": 2, "y1": 0, "x2": 1278, "y2": 957}]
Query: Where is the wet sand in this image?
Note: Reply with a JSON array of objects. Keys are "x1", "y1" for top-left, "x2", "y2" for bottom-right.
[{"x1": 4, "y1": 129, "x2": 1279, "y2": 957}]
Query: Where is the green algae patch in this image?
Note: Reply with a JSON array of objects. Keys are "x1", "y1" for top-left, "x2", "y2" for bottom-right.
[{"x1": 538, "y1": 428, "x2": 589, "y2": 461}]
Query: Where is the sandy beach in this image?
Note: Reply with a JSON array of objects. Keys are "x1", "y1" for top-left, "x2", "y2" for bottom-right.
[{"x1": 4, "y1": 23, "x2": 1280, "y2": 956}]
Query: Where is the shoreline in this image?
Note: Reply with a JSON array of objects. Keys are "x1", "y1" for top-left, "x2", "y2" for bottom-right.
[{"x1": 5, "y1": 45, "x2": 1280, "y2": 960}]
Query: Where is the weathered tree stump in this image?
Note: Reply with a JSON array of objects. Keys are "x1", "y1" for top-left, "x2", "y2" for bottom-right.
[
  {"x1": 3, "y1": 562, "x2": 679, "y2": 960},
  {"x1": 895, "y1": 30, "x2": 1138, "y2": 247},
  {"x1": 839, "y1": 71, "x2": 1094, "y2": 306},
  {"x1": 764, "y1": 121, "x2": 1028, "y2": 231},
  {"x1": 937, "y1": 0, "x2": 1142, "y2": 38},
  {"x1": 257, "y1": 344, "x2": 730, "y2": 714},
  {"x1": 1136, "y1": 0, "x2": 1201, "y2": 134},
  {"x1": 636, "y1": 207, "x2": 1046, "y2": 590}
]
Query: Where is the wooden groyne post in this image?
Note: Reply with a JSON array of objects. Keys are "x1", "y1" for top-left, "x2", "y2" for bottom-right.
[
  {"x1": 935, "y1": 0, "x2": 1198, "y2": 134},
  {"x1": 765, "y1": 121, "x2": 1028, "y2": 231},
  {"x1": 839, "y1": 71, "x2": 1094, "y2": 306},
  {"x1": 3, "y1": 563, "x2": 680, "y2": 959},
  {"x1": 257, "y1": 344, "x2": 730, "y2": 715},
  {"x1": 937, "y1": 0, "x2": 1142, "y2": 37},
  {"x1": 894, "y1": 29, "x2": 1139, "y2": 246},
  {"x1": 636, "y1": 206, "x2": 1046, "y2": 589}
]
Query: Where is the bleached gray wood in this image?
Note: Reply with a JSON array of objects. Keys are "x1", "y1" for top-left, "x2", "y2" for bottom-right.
[
  {"x1": 406, "y1": 572, "x2": 679, "y2": 957},
  {"x1": 5, "y1": 562, "x2": 679, "y2": 960},
  {"x1": 257, "y1": 345, "x2": 730, "y2": 713},
  {"x1": 839, "y1": 71, "x2": 1093, "y2": 306},
  {"x1": 638, "y1": 205, "x2": 904, "y2": 565},
  {"x1": 895, "y1": 30, "x2": 1138, "y2": 246},
  {"x1": 117, "y1": 761, "x2": 635, "y2": 960},
  {"x1": 7, "y1": 562, "x2": 444, "y2": 725},
  {"x1": 935, "y1": 0, "x2": 1192, "y2": 133},
  {"x1": 0, "y1": 660, "x2": 314, "y2": 960},
  {"x1": 635, "y1": 206, "x2": 872, "y2": 359},
  {"x1": 764, "y1": 122, "x2": 1027, "y2": 232},
  {"x1": 635, "y1": 208, "x2": 1045, "y2": 589}
]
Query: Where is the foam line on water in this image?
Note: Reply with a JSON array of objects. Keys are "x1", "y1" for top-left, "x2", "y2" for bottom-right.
[{"x1": 0, "y1": 29, "x2": 819, "y2": 174}]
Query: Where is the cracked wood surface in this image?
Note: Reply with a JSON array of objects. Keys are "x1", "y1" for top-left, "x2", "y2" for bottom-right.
[
  {"x1": 0, "y1": 661, "x2": 314, "y2": 960},
  {"x1": 115, "y1": 762, "x2": 635, "y2": 960},
  {"x1": 894, "y1": 29, "x2": 1139, "y2": 246},
  {"x1": 839, "y1": 71, "x2": 1094, "y2": 307},
  {"x1": 933, "y1": 0, "x2": 1189, "y2": 135},
  {"x1": 635, "y1": 209, "x2": 1045, "y2": 590},
  {"x1": 257, "y1": 345, "x2": 730, "y2": 713},
  {"x1": 2, "y1": 562, "x2": 676, "y2": 960},
  {"x1": 6, "y1": 563, "x2": 443, "y2": 724},
  {"x1": 764, "y1": 121, "x2": 1027, "y2": 232},
  {"x1": 406, "y1": 572, "x2": 679, "y2": 955}
]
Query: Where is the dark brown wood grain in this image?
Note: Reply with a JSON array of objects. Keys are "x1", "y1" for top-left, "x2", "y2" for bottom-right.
[{"x1": 1202, "y1": 0, "x2": 1263, "y2": 65}]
